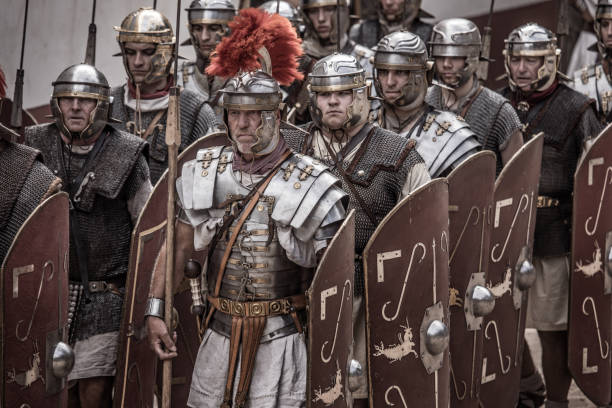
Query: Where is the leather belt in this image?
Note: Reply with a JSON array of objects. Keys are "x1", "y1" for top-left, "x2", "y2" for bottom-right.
[
  {"x1": 208, "y1": 294, "x2": 306, "y2": 318},
  {"x1": 88, "y1": 280, "x2": 123, "y2": 296},
  {"x1": 537, "y1": 195, "x2": 560, "y2": 209}
]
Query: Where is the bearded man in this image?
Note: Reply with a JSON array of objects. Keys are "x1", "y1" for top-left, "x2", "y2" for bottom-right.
[
  {"x1": 111, "y1": 8, "x2": 220, "y2": 184},
  {"x1": 426, "y1": 18, "x2": 524, "y2": 175},
  {"x1": 25, "y1": 64, "x2": 151, "y2": 408}
]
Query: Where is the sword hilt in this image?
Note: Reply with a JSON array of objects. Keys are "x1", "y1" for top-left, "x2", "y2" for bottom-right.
[{"x1": 184, "y1": 259, "x2": 205, "y2": 315}]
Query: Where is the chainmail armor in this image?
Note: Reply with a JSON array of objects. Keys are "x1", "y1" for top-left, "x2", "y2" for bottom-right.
[
  {"x1": 25, "y1": 123, "x2": 149, "y2": 340},
  {"x1": 0, "y1": 142, "x2": 59, "y2": 263},
  {"x1": 286, "y1": 123, "x2": 423, "y2": 294},
  {"x1": 349, "y1": 18, "x2": 433, "y2": 49},
  {"x1": 178, "y1": 60, "x2": 228, "y2": 121},
  {"x1": 110, "y1": 85, "x2": 220, "y2": 183},
  {"x1": 500, "y1": 84, "x2": 602, "y2": 256},
  {"x1": 426, "y1": 85, "x2": 521, "y2": 174}
]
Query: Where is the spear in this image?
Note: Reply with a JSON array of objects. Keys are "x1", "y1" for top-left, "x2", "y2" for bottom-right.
[
  {"x1": 162, "y1": 0, "x2": 182, "y2": 406},
  {"x1": 10, "y1": 0, "x2": 29, "y2": 128},
  {"x1": 336, "y1": 0, "x2": 341, "y2": 52},
  {"x1": 477, "y1": 0, "x2": 495, "y2": 83},
  {"x1": 84, "y1": 0, "x2": 97, "y2": 65},
  {"x1": 154, "y1": 0, "x2": 158, "y2": 9}
]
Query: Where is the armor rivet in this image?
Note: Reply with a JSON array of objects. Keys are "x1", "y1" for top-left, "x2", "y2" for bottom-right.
[
  {"x1": 202, "y1": 170, "x2": 208, "y2": 177},
  {"x1": 432, "y1": 137, "x2": 437, "y2": 142},
  {"x1": 257, "y1": 204, "x2": 264, "y2": 212},
  {"x1": 294, "y1": 182, "x2": 301, "y2": 189},
  {"x1": 357, "y1": 170, "x2": 365, "y2": 176}
]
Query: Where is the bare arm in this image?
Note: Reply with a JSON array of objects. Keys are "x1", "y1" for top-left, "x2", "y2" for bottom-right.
[
  {"x1": 501, "y1": 129, "x2": 524, "y2": 166},
  {"x1": 146, "y1": 220, "x2": 197, "y2": 360}
]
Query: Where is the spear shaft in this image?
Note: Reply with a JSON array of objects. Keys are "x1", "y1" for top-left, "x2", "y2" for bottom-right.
[
  {"x1": 84, "y1": 0, "x2": 97, "y2": 65},
  {"x1": 10, "y1": 0, "x2": 29, "y2": 128}
]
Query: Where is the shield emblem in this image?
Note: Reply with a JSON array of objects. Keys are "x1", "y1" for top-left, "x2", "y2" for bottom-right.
[
  {"x1": 1, "y1": 192, "x2": 71, "y2": 407},
  {"x1": 568, "y1": 124, "x2": 612, "y2": 406},
  {"x1": 447, "y1": 151, "x2": 496, "y2": 407},
  {"x1": 114, "y1": 132, "x2": 229, "y2": 408},
  {"x1": 307, "y1": 210, "x2": 355, "y2": 408},
  {"x1": 364, "y1": 178, "x2": 450, "y2": 408},
  {"x1": 479, "y1": 134, "x2": 543, "y2": 408}
]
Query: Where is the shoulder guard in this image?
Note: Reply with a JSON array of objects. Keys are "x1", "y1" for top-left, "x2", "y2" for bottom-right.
[
  {"x1": 415, "y1": 110, "x2": 480, "y2": 177},
  {"x1": 266, "y1": 153, "x2": 347, "y2": 241},
  {"x1": 178, "y1": 145, "x2": 229, "y2": 212}
]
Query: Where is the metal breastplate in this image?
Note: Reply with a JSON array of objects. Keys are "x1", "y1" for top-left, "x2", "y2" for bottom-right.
[{"x1": 572, "y1": 64, "x2": 612, "y2": 121}]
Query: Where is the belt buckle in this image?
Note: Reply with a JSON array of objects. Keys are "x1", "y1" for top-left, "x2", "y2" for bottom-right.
[
  {"x1": 269, "y1": 299, "x2": 291, "y2": 315},
  {"x1": 89, "y1": 281, "x2": 107, "y2": 293},
  {"x1": 248, "y1": 301, "x2": 266, "y2": 317}
]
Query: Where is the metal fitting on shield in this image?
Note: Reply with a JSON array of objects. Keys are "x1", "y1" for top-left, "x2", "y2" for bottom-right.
[
  {"x1": 515, "y1": 247, "x2": 536, "y2": 291},
  {"x1": 51, "y1": 341, "x2": 75, "y2": 378},
  {"x1": 420, "y1": 302, "x2": 449, "y2": 374},
  {"x1": 469, "y1": 285, "x2": 495, "y2": 317}
]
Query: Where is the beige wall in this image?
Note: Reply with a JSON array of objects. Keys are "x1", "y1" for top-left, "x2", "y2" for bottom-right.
[{"x1": 0, "y1": 0, "x2": 547, "y2": 109}]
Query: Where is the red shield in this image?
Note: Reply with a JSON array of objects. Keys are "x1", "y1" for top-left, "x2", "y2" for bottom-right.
[
  {"x1": 307, "y1": 210, "x2": 355, "y2": 408},
  {"x1": 479, "y1": 134, "x2": 543, "y2": 408},
  {"x1": 364, "y1": 179, "x2": 450, "y2": 408},
  {"x1": 568, "y1": 124, "x2": 612, "y2": 406},
  {"x1": 114, "y1": 132, "x2": 229, "y2": 408},
  {"x1": 447, "y1": 151, "x2": 496, "y2": 407},
  {"x1": 1, "y1": 192, "x2": 70, "y2": 407}
]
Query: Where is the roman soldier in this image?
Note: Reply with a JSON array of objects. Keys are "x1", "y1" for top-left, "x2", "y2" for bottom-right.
[
  {"x1": 282, "y1": 52, "x2": 431, "y2": 407},
  {"x1": 371, "y1": 30, "x2": 480, "y2": 178},
  {"x1": 25, "y1": 64, "x2": 152, "y2": 407},
  {"x1": 349, "y1": 0, "x2": 433, "y2": 49},
  {"x1": 571, "y1": 0, "x2": 612, "y2": 123},
  {"x1": 145, "y1": 9, "x2": 348, "y2": 407},
  {"x1": 111, "y1": 8, "x2": 221, "y2": 184},
  {"x1": 179, "y1": 0, "x2": 237, "y2": 119},
  {"x1": 426, "y1": 18, "x2": 524, "y2": 175},
  {"x1": 500, "y1": 23, "x2": 603, "y2": 407}
]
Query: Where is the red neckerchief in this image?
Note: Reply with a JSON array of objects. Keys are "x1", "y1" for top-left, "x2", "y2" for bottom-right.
[
  {"x1": 127, "y1": 76, "x2": 173, "y2": 100},
  {"x1": 511, "y1": 80, "x2": 559, "y2": 108},
  {"x1": 232, "y1": 137, "x2": 291, "y2": 175}
]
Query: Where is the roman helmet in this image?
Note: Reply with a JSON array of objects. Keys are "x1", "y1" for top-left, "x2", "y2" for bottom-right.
[
  {"x1": 50, "y1": 64, "x2": 111, "y2": 141},
  {"x1": 302, "y1": 0, "x2": 350, "y2": 44},
  {"x1": 185, "y1": 0, "x2": 236, "y2": 60},
  {"x1": 114, "y1": 8, "x2": 175, "y2": 84},
  {"x1": 503, "y1": 23, "x2": 560, "y2": 92},
  {"x1": 429, "y1": 18, "x2": 481, "y2": 89},
  {"x1": 259, "y1": 0, "x2": 305, "y2": 37},
  {"x1": 594, "y1": 0, "x2": 612, "y2": 58}
]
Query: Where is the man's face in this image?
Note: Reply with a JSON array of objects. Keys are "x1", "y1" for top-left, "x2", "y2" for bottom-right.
[
  {"x1": 508, "y1": 55, "x2": 544, "y2": 92},
  {"x1": 227, "y1": 109, "x2": 262, "y2": 155},
  {"x1": 306, "y1": 6, "x2": 335, "y2": 40},
  {"x1": 435, "y1": 56, "x2": 466, "y2": 87},
  {"x1": 600, "y1": 19, "x2": 612, "y2": 48},
  {"x1": 377, "y1": 69, "x2": 411, "y2": 102},
  {"x1": 123, "y1": 42, "x2": 157, "y2": 84},
  {"x1": 191, "y1": 23, "x2": 224, "y2": 58},
  {"x1": 380, "y1": 0, "x2": 404, "y2": 22},
  {"x1": 59, "y1": 97, "x2": 97, "y2": 133},
  {"x1": 316, "y1": 90, "x2": 353, "y2": 130}
]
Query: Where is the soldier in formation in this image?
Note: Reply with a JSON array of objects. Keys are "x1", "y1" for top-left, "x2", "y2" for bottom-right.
[
  {"x1": 110, "y1": 8, "x2": 220, "y2": 184},
  {"x1": 426, "y1": 18, "x2": 524, "y2": 175},
  {"x1": 349, "y1": 0, "x2": 433, "y2": 48},
  {"x1": 178, "y1": 0, "x2": 236, "y2": 120},
  {"x1": 371, "y1": 30, "x2": 480, "y2": 177},
  {"x1": 25, "y1": 64, "x2": 151, "y2": 407},
  {"x1": 500, "y1": 23, "x2": 603, "y2": 408}
]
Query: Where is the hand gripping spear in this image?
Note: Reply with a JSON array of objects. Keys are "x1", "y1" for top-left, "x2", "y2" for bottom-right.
[
  {"x1": 10, "y1": 0, "x2": 29, "y2": 129},
  {"x1": 162, "y1": 0, "x2": 182, "y2": 406},
  {"x1": 84, "y1": 0, "x2": 97, "y2": 65},
  {"x1": 477, "y1": 0, "x2": 495, "y2": 83}
]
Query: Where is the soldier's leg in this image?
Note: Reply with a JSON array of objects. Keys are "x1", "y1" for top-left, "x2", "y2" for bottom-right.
[
  {"x1": 78, "y1": 376, "x2": 113, "y2": 408},
  {"x1": 537, "y1": 330, "x2": 571, "y2": 404},
  {"x1": 518, "y1": 340, "x2": 546, "y2": 408},
  {"x1": 68, "y1": 381, "x2": 81, "y2": 408}
]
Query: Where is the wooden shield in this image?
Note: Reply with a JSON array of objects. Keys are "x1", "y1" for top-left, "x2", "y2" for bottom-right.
[
  {"x1": 447, "y1": 151, "x2": 496, "y2": 408},
  {"x1": 0, "y1": 97, "x2": 38, "y2": 143},
  {"x1": 307, "y1": 210, "x2": 355, "y2": 408},
  {"x1": 114, "y1": 132, "x2": 229, "y2": 408},
  {"x1": 568, "y1": 124, "x2": 612, "y2": 406},
  {"x1": 1, "y1": 192, "x2": 70, "y2": 407},
  {"x1": 479, "y1": 134, "x2": 543, "y2": 408},
  {"x1": 364, "y1": 179, "x2": 450, "y2": 408}
]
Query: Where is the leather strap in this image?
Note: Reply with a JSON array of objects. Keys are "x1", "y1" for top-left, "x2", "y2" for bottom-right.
[
  {"x1": 221, "y1": 316, "x2": 244, "y2": 408},
  {"x1": 234, "y1": 316, "x2": 266, "y2": 407},
  {"x1": 141, "y1": 110, "x2": 165, "y2": 141}
]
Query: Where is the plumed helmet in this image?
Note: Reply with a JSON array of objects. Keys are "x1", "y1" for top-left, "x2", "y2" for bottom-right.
[
  {"x1": 429, "y1": 18, "x2": 481, "y2": 88},
  {"x1": 302, "y1": 0, "x2": 350, "y2": 44},
  {"x1": 374, "y1": 30, "x2": 432, "y2": 109},
  {"x1": 308, "y1": 53, "x2": 371, "y2": 131},
  {"x1": 503, "y1": 23, "x2": 560, "y2": 92},
  {"x1": 594, "y1": 0, "x2": 612, "y2": 58},
  {"x1": 114, "y1": 8, "x2": 175, "y2": 84},
  {"x1": 50, "y1": 64, "x2": 111, "y2": 141},
  {"x1": 185, "y1": 0, "x2": 236, "y2": 60}
]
